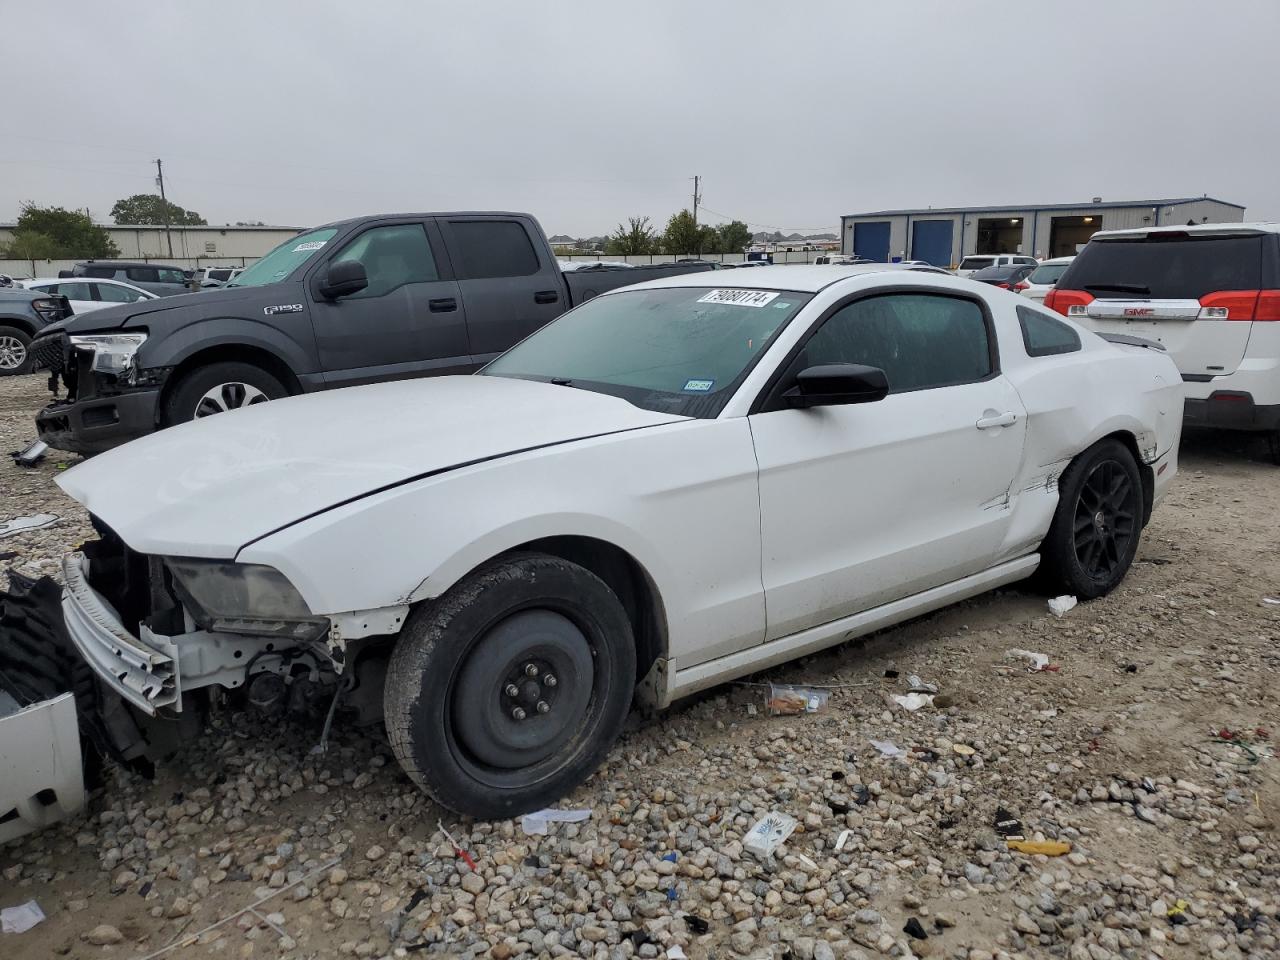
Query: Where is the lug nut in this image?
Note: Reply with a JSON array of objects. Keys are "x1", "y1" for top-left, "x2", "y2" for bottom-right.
[
  {"x1": 504, "y1": 683, "x2": 519, "y2": 697},
  {"x1": 524, "y1": 663, "x2": 539, "y2": 678},
  {"x1": 536, "y1": 700, "x2": 550, "y2": 714},
  {"x1": 511, "y1": 707, "x2": 526, "y2": 721},
  {"x1": 543, "y1": 674, "x2": 557, "y2": 688}
]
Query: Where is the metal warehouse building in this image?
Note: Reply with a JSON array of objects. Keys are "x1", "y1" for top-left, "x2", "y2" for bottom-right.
[{"x1": 840, "y1": 196, "x2": 1246, "y2": 268}]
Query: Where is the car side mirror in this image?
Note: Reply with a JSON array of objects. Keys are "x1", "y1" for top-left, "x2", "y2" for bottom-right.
[
  {"x1": 319, "y1": 259, "x2": 368, "y2": 299},
  {"x1": 783, "y1": 363, "x2": 889, "y2": 409}
]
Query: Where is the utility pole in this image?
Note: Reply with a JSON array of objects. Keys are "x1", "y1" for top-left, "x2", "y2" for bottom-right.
[
  {"x1": 692, "y1": 175, "x2": 701, "y2": 256},
  {"x1": 154, "y1": 158, "x2": 174, "y2": 258}
]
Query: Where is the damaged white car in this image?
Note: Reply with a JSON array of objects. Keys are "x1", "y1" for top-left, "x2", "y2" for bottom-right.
[{"x1": 54, "y1": 266, "x2": 1182, "y2": 818}]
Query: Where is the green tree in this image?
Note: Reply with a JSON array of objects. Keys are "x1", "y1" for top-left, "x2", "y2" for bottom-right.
[
  {"x1": 111, "y1": 193, "x2": 206, "y2": 226},
  {"x1": 604, "y1": 216, "x2": 656, "y2": 256},
  {"x1": 14, "y1": 204, "x2": 119, "y2": 258},
  {"x1": 663, "y1": 209, "x2": 712, "y2": 256},
  {"x1": 715, "y1": 220, "x2": 753, "y2": 256},
  {"x1": 0, "y1": 230, "x2": 61, "y2": 260}
]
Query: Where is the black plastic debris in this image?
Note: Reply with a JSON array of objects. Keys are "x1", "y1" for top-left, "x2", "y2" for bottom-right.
[
  {"x1": 10, "y1": 440, "x2": 47, "y2": 468},
  {"x1": 903, "y1": 917, "x2": 928, "y2": 940},
  {"x1": 883, "y1": 669, "x2": 900, "y2": 679},
  {"x1": 853, "y1": 785, "x2": 872, "y2": 806},
  {"x1": 683, "y1": 915, "x2": 710, "y2": 934},
  {"x1": 1123, "y1": 663, "x2": 1138, "y2": 673},
  {"x1": 138, "y1": 880, "x2": 153, "y2": 897},
  {"x1": 994, "y1": 807, "x2": 1024, "y2": 840},
  {"x1": 831, "y1": 770, "x2": 845, "y2": 781}
]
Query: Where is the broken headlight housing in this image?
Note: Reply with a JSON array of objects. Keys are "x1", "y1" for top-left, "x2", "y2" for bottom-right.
[
  {"x1": 165, "y1": 558, "x2": 329, "y2": 642},
  {"x1": 69, "y1": 332, "x2": 148, "y2": 376}
]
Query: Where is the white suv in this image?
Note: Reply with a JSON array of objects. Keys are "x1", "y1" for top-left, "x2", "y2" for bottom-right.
[
  {"x1": 955, "y1": 254, "x2": 1037, "y2": 278},
  {"x1": 1048, "y1": 223, "x2": 1280, "y2": 460}
]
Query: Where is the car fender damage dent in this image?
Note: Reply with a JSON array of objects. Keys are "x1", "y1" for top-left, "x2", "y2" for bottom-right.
[{"x1": 326, "y1": 605, "x2": 410, "y2": 667}]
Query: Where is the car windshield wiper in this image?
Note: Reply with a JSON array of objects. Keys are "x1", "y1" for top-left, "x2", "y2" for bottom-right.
[
  {"x1": 549, "y1": 377, "x2": 575, "y2": 387},
  {"x1": 1083, "y1": 282, "x2": 1151, "y2": 295}
]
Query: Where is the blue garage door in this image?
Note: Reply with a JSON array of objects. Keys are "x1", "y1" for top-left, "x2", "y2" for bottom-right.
[
  {"x1": 853, "y1": 221, "x2": 891, "y2": 261},
  {"x1": 911, "y1": 220, "x2": 954, "y2": 267}
]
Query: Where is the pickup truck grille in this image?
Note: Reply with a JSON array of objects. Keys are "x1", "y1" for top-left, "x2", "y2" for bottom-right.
[{"x1": 31, "y1": 333, "x2": 68, "y2": 375}]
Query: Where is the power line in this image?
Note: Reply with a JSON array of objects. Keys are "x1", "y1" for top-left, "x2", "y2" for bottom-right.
[{"x1": 698, "y1": 203, "x2": 836, "y2": 234}]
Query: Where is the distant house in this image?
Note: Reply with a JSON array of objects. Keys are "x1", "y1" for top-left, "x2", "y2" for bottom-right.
[{"x1": 547, "y1": 234, "x2": 577, "y2": 246}]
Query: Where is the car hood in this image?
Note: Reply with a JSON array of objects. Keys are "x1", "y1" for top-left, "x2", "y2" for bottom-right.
[
  {"x1": 35, "y1": 284, "x2": 283, "y2": 336},
  {"x1": 57, "y1": 375, "x2": 686, "y2": 558}
]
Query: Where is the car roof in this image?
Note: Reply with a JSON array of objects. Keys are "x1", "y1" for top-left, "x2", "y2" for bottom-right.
[
  {"x1": 1091, "y1": 221, "x2": 1280, "y2": 240},
  {"x1": 1036, "y1": 256, "x2": 1075, "y2": 265},
  {"x1": 614, "y1": 263, "x2": 978, "y2": 295}
]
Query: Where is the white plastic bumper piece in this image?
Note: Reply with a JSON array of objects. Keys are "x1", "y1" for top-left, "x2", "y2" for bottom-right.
[{"x1": 0, "y1": 691, "x2": 86, "y2": 843}]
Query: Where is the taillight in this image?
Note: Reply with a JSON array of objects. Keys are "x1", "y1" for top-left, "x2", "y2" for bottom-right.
[
  {"x1": 1198, "y1": 290, "x2": 1280, "y2": 321},
  {"x1": 1045, "y1": 288, "x2": 1093, "y2": 318},
  {"x1": 996, "y1": 282, "x2": 1010, "y2": 289},
  {"x1": 1013, "y1": 281, "x2": 1030, "y2": 292}
]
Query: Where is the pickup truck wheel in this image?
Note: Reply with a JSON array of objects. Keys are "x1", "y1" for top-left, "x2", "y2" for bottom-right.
[
  {"x1": 0, "y1": 326, "x2": 33, "y2": 376},
  {"x1": 384, "y1": 553, "x2": 636, "y2": 819},
  {"x1": 164, "y1": 361, "x2": 287, "y2": 424},
  {"x1": 1039, "y1": 439, "x2": 1142, "y2": 600}
]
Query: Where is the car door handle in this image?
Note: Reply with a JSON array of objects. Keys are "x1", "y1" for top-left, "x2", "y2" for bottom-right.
[
  {"x1": 534, "y1": 290, "x2": 560, "y2": 305},
  {"x1": 428, "y1": 298, "x2": 457, "y2": 312},
  {"x1": 975, "y1": 411, "x2": 1017, "y2": 430}
]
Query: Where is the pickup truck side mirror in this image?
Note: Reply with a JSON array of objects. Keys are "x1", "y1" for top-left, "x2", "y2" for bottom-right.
[
  {"x1": 782, "y1": 363, "x2": 889, "y2": 409},
  {"x1": 319, "y1": 260, "x2": 368, "y2": 299}
]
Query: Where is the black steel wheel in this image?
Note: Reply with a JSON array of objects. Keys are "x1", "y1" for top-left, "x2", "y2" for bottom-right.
[
  {"x1": 384, "y1": 553, "x2": 635, "y2": 818},
  {"x1": 1040, "y1": 439, "x2": 1144, "y2": 599}
]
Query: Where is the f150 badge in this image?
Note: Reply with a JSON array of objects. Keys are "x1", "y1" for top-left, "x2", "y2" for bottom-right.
[{"x1": 264, "y1": 304, "x2": 304, "y2": 316}]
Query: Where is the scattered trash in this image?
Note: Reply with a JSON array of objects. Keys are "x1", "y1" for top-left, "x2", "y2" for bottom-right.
[
  {"x1": 682, "y1": 915, "x2": 710, "y2": 935},
  {"x1": 1006, "y1": 648, "x2": 1053, "y2": 672},
  {"x1": 902, "y1": 917, "x2": 928, "y2": 941},
  {"x1": 952, "y1": 744, "x2": 976, "y2": 757},
  {"x1": 10, "y1": 441, "x2": 47, "y2": 469},
  {"x1": 1167, "y1": 899, "x2": 1189, "y2": 925},
  {"x1": 906, "y1": 674, "x2": 938, "y2": 694},
  {"x1": 830, "y1": 770, "x2": 845, "y2": 781},
  {"x1": 891, "y1": 692, "x2": 935, "y2": 711},
  {"x1": 1007, "y1": 839, "x2": 1071, "y2": 856},
  {"x1": 835, "y1": 829, "x2": 853, "y2": 852},
  {"x1": 665, "y1": 888, "x2": 678, "y2": 902},
  {"x1": 0, "y1": 514, "x2": 59, "y2": 539},
  {"x1": 519, "y1": 808, "x2": 591, "y2": 836},
  {"x1": 869, "y1": 739, "x2": 906, "y2": 759},
  {"x1": 882, "y1": 669, "x2": 900, "y2": 680},
  {"x1": 437, "y1": 820, "x2": 478, "y2": 869},
  {"x1": 766, "y1": 683, "x2": 830, "y2": 715},
  {"x1": 745, "y1": 702, "x2": 757, "y2": 717},
  {"x1": 1123, "y1": 663, "x2": 1138, "y2": 673},
  {"x1": 1048, "y1": 595, "x2": 1078, "y2": 617},
  {"x1": 1263, "y1": 597, "x2": 1280, "y2": 606},
  {"x1": 993, "y1": 807, "x2": 1024, "y2": 840},
  {"x1": 1, "y1": 900, "x2": 45, "y2": 933},
  {"x1": 826, "y1": 797, "x2": 849, "y2": 815},
  {"x1": 666, "y1": 947, "x2": 688, "y2": 959},
  {"x1": 853, "y1": 784, "x2": 872, "y2": 805},
  {"x1": 661, "y1": 851, "x2": 679, "y2": 863},
  {"x1": 743, "y1": 811, "x2": 798, "y2": 858},
  {"x1": 0, "y1": 551, "x2": 16, "y2": 562}
]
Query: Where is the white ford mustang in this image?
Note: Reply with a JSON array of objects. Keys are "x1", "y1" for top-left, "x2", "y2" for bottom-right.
[{"x1": 55, "y1": 266, "x2": 1182, "y2": 817}]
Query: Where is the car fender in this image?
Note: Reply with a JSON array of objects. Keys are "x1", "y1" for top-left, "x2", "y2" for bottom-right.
[
  {"x1": 237, "y1": 417, "x2": 767, "y2": 667},
  {"x1": 140, "y1": 315, "x2": 318, "y2": 377}
]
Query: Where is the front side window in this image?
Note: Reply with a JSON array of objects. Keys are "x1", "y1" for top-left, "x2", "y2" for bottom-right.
[
  {"x1": 229, "y1": 227, "x2": 338, "y2": 288},
  {"x1": 800, "y1": 293, "x2": 992, "y2": 393},
  {"x1": 157, "y1": 267, "x2": 186, "y2": 284},
  {"x1": 126, "y1": 266, "x2": 159, "y2": 283},
  {"x1": 329, "y1": 224, "x2": 439, "y2": 298},
  {"x1": 95, "y1": 282, "x2": 147, "y2": 303},
  {"x1": 448, "y1": 220, "x2": 540, "y2": 279},
  {"x1": 484, "y1": 286, "x2": 812, "y2": 417},
  {"x1": 1018, "y1": 305, "x2": 1081, "y2": 357},
  {"x1": 51, "y1": 282, "x2": 93, "y2": 300}
]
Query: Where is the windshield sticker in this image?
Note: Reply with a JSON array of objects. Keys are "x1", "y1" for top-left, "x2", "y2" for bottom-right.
[
  {"x1": 774, "y1": 301, "x2": 792, "y2": 309},
  {"x1": 683, "y1": 378, "x2": 715, "y2": 392},
  {"x1": 292, "y1": 240, "x2": 327, "y2": 252},
  {"x1": 696, "y1": 289, "x2": 779, "y2": 308}
]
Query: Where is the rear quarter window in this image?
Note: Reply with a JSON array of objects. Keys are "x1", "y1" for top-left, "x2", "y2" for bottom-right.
[
  {"x1": 1018, "y1": 304, "x2": 1081, "y2": 357},
  {"x1": 1061, "y1": 234, "x2": 1264, "y2": 299}
]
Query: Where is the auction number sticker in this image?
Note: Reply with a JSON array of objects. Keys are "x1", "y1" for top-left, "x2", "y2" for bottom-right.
[
  {"x1": 696, "y1": 289, "x2": 779, "y2": 308},
  {"x1": 292, "y1": 240, "x2": 327, "y2": 252}
]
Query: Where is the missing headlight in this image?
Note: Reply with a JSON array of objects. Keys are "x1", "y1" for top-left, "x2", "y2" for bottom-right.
[{"x1": 165, "y1": 558, "x2": 328, "y2": 641}]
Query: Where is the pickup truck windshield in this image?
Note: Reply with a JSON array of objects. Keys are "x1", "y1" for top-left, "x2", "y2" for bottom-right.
[
  {"x1": 483, "y1": 286, "x2": 812, "y2": 418},
  {"x1": 228, "y1": 228, "x2": 338, "y2": 287}
]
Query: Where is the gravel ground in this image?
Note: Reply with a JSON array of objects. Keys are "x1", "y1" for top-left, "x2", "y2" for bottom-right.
[{"x1": 0, "y1": 372, "x2": 1277, "y2": 960}]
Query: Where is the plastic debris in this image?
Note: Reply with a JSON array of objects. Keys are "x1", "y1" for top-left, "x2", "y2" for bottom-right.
[
  {"x1": 993, "y1": 807, "x2": 1024, "y2": 840},
  {"x1": 10, "y1": 441, "x2": 47, "y2": 468},
  {"x1": 1007, "y1": 839, "x2": 1072, "y2": 856},
  {"x1": 1006, "y1": 648, "x2": 1051, "y2": 672},
  {"x1": 0, "y1": 514, "x2": 59, "y2": 539},
  {"x1": 907, "y1": 674, "x2": 938, "y2": 694},
  {"x1": 1167, "y1": 899, "x2": 1190, "y2": 924},
  {"x1": 882, "y1": 669, "x2": 900, "y2": 679},
  {"x1": 869, "y1": 739, "x2": 906, "y2": 759},
  {"x1": 903, "y1": 917, "x2": 928, "y2": 941},
  {"x1": 1048, "y1": 594, "x2": 1078, "y2": 617},
  {"x1": 743, "y1": 811, "x2": 798, "y2": 858},
  {"x1": 853, "y1": 784, "x2": 872, "y2": 805},
  {"x1": 891, "y1": 692, "x2": 934, "y2": 711},
  {"x1": 682, "y1": 915, "x2": 710, "y2": 935},
  {"x1": 1263, "y1": 597, "x2": 1280, "y2": 606},
  {"x1": 952, "y1": 744, "x2": 976, "y2": 757},
  {"x1": 834, "y1": 829, "x2": 853, "y2": 852},
  {"x1": 437, "y1": 820, "x2": 477, "y2": 869},
  {"x1": 520, "y1": 808, "x2": 591, "y2": 836},
  {"x1": 766, "y1": 683, "x2": 830, "y2": 715},
  {"x1": 667, "y1": 947, "x2": 688, "y2": 959},
  {"x1": 1, "y1": 900, "x2": 45, "y2": 933}
]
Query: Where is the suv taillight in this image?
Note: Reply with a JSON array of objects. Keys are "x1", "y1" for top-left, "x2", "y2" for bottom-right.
[
  {"x1": 1013, "y1": 281, "x2": 1030, "y2": 292},
  {"x1": 1044, "y1": 288, "x2": 1093, "y2": 317},
  {"x1": 1198, "y1": 290, "x2": 1280, "y2": 321}
]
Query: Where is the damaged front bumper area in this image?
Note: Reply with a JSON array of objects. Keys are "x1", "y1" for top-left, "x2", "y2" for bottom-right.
[{"x1": 30, "y1": 331, "x2": 165, "y2": 455}]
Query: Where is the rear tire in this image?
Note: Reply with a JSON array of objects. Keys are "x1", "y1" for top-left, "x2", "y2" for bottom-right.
[
  {"x1": 163, "y1": 361, "x2": 287, "y2": 425},
  {"x1": 1266, "y1": 430, "x2": 1280, "y2": 466},
  {"x1": 384, "y1": 553, "x2": 636, "y2": 819},
  {"x1": 1039, "y1": 439, "x2": 1143, "y2": 600},
  {"x1": 0, "y1": 325, "x2": 33, "y2": 376}
]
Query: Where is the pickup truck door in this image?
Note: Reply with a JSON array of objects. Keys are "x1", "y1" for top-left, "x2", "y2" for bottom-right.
[
  {"x1": 438, "y1": 216, "x2": 566, "y2": 364},
  {"x1": 748, "y1": 290, "x2": 1027, "y2": 640},
  {"x1": 308, "y1": 219, "x2": 472, "y2": 387}
]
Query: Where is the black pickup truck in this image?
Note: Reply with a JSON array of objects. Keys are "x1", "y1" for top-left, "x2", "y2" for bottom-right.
[{"x1": 31, "y1": 212, "x2": 711, "y2": 454}]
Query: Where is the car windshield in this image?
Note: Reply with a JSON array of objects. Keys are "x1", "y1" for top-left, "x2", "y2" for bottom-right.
[
  {"x1": 228, "y1": 228, "x2": 338, "y2": 287},
  {"x1": 483, "y1": 286, "x2": 813, "y2": 418},
  {"x1": 1028, "y1": 262, "x2": 1070, "y2": 285}
]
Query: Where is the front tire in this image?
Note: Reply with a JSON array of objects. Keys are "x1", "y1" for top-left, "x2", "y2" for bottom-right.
[
  {"x1": 384, "y1": 553, "x2": 636, "y2": 819},
  {"x1": 0, "y1": 326, "x2": 33, "y2": 376},
  {"x1": 1040, "y1": 439, "x2": 1143, "y2": 599},
  {"x1": 163, "y1": 361, "x2": 287, "y2": 425}
]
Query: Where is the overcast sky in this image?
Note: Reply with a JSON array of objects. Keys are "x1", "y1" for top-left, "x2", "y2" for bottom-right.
[{"x1": 5, "y1": 1, "x2": 1278, "y2": 236}]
